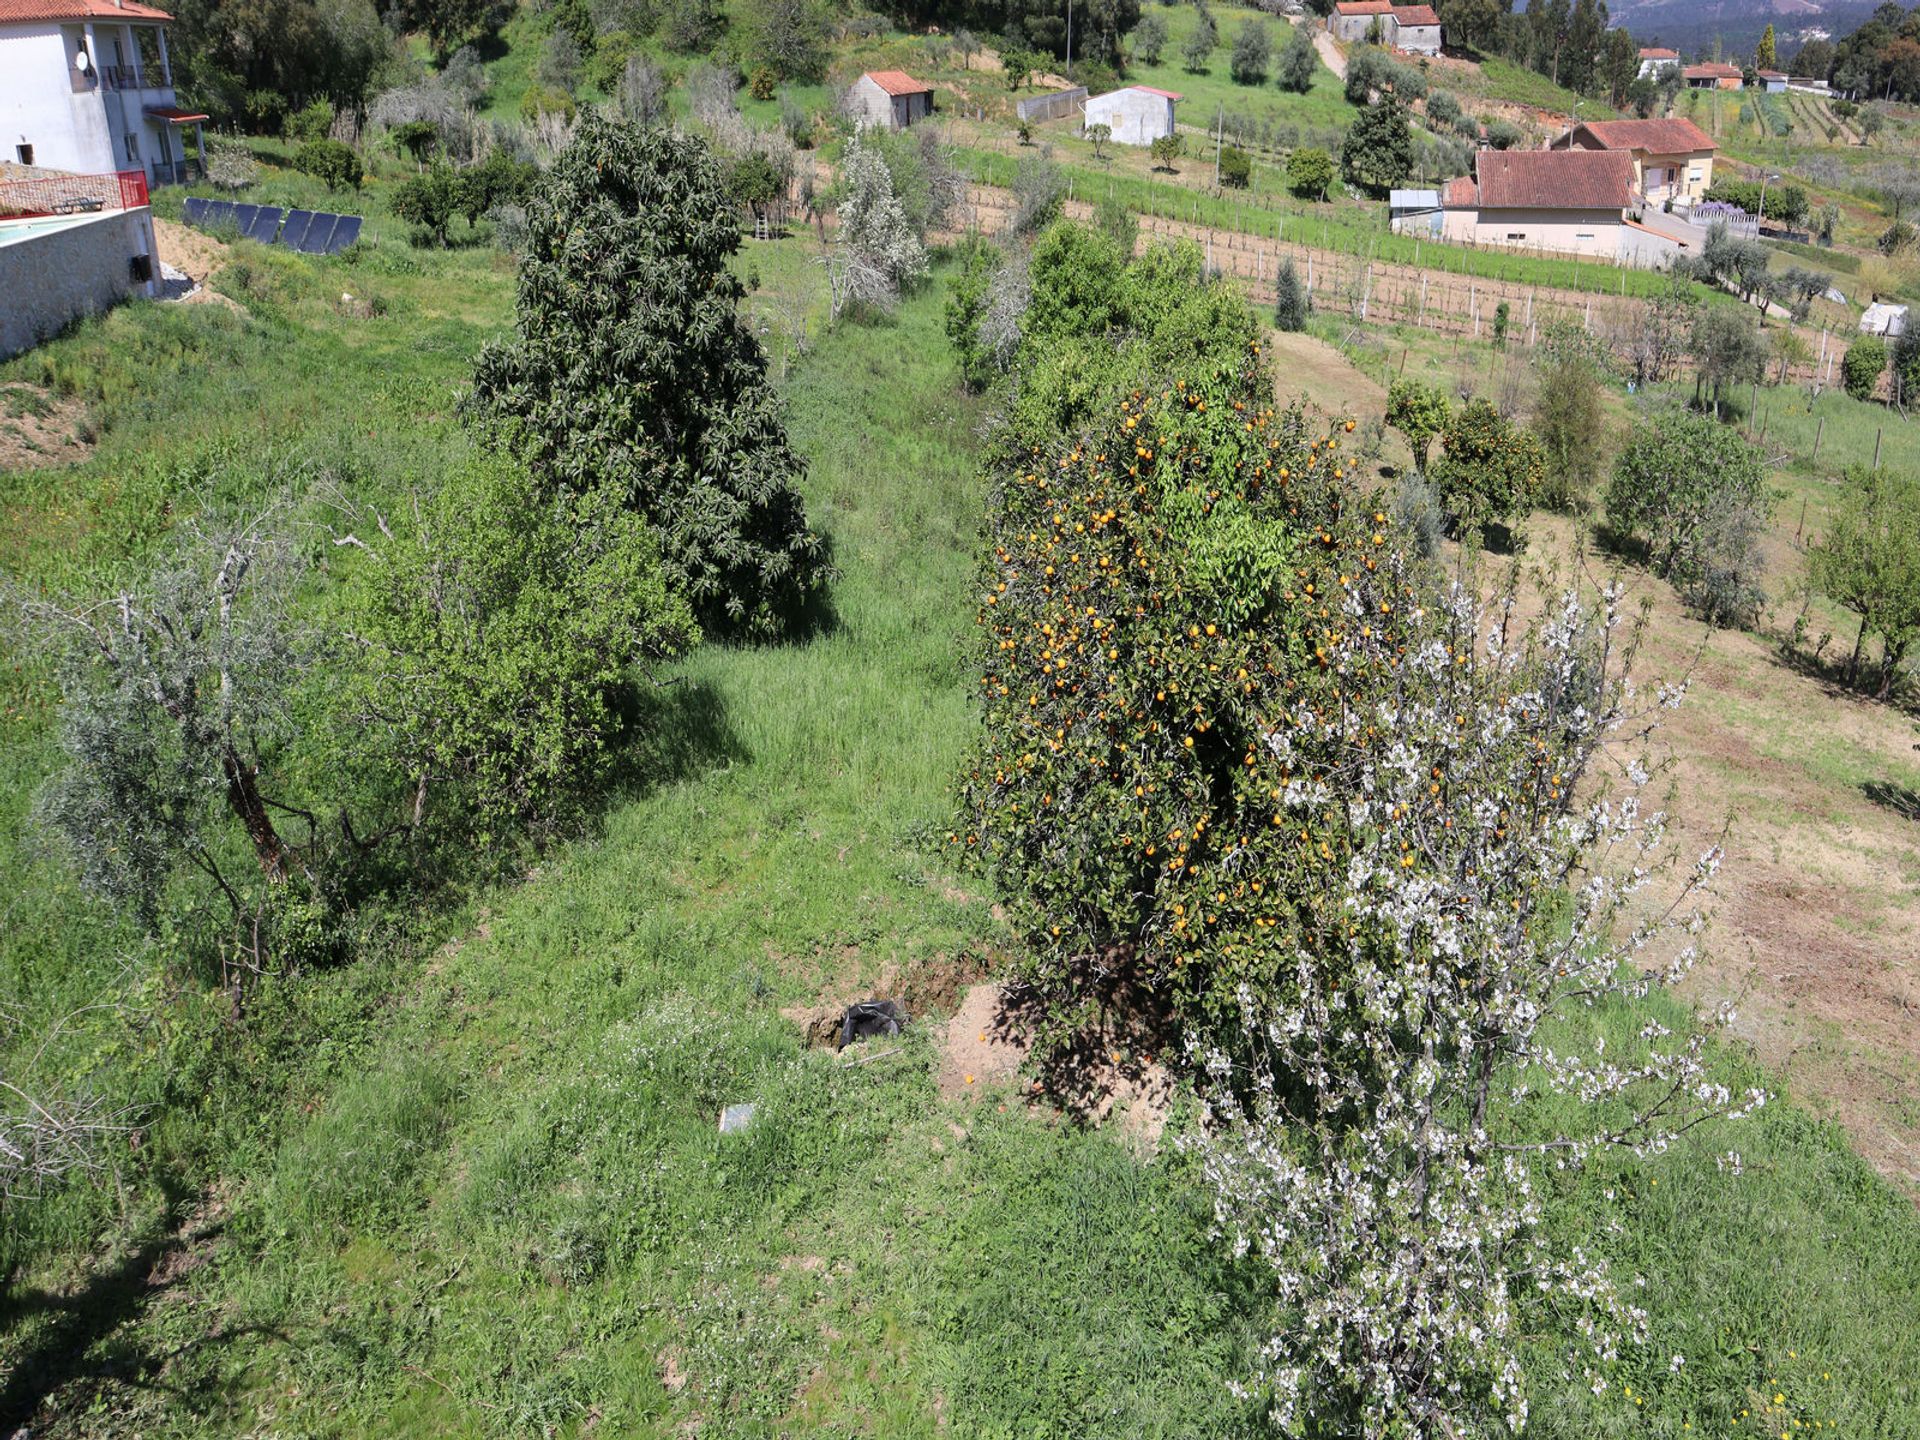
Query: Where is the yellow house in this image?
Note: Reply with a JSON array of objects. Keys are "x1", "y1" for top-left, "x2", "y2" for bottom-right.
[{"x1": 1550, "y1": 117, "x2": 1716, "y2": 206}]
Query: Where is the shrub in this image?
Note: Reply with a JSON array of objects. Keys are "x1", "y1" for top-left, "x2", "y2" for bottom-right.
[
  {"x1": 294, "y1": 137, "x2": 363, "y2": 190},
  {"x1": 1809, "y1": 466, "x2": 1920, "y2": 696},
  {"x1": 391, "y1": 118, "x2": 440, "y2": 164},
  {"x1": 285, "y1": 99, "x2": 335, "y2": 144},
  {"x1": 1285, "y1": 145, "x2": 1333, "y2": 199},
  {"x1": 1533, "y1": 351, "x2": 1607, "y2": 510},
  {"x1": 1094, "y1": 193, "x2": 1137, "y2": 254},
  {"x1": 1842, "y1": 334, "x2": 1888, "y2": 401},
  {"x1": 748, "y1": 65, "x2": 777, "y2": 100},
  {"x1": 1010, "y1": 150, "x2": 1066, "y2": 235},
  {"x1": 1606, "y1": 408, "x2": 1769, "y2": 622},
  {"x1": 390, "y1": 159, "x2": 465, "y2": 246},
  {"x1": 1218, "y1": 145, "x2": 1251, "y2": 188},
  {"x1": 1278, "y1": 22, "x2": 1316, "y2": 93},
  {"x1": 1430, "y1": 398, "x2": 1543, "y2": 533},
  {"x1": 466, "y1": 115, "x2": 830, "y2": 638},
  {"x1": 1150, "y1": 133, "x2": 1184, "y2": 172},
  {"x1": 1182, "y1": 5, "x2": 1217, "y2": 70},
  {"x1": 1132, "y1": 12, "x2": 1167, "y2": 64}
]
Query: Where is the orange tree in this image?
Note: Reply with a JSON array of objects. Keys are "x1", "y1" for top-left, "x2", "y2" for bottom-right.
[{"x1": 953, "y1": 344, "x2": 1403, "y2": 1039}]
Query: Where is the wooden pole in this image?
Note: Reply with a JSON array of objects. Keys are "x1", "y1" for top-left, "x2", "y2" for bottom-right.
[{"x1": 1812, "y1": 415, "x2": 1824, "y2": 461}]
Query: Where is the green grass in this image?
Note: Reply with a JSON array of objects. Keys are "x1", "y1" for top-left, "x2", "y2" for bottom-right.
[
  {"x1": 4, "y1": 109, "x2": 1920, "y2": 1440},
  {"x1": 1456, "y1": 55, "x2": 1620, "y2": 122},
  {"x1": 1121, "y1": 0, "x2": 1354, "y2": 145}
]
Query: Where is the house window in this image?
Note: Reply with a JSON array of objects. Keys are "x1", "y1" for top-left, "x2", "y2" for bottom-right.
[
  {"x1": 123, "y1": 132, "x2": 140, "y2": 162},
  {"x1": 1577, "y1": 232, "x2": 1596, "y2": 241},
  {"x1": 1506, "y1": 232, "x2": 1526, "y2": 240},
  {"x1": 15, "y1": 143, "x2": 32, "y2": 166},
  {"x1": 1689, "y1": 168, "x2": 1703, "y2": 183}
]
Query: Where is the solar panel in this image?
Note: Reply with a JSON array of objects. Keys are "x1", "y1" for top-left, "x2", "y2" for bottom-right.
[
  {"x1": 184, "y1": 198, "x2": 236, "y2": 232},
  {"x1": 320, "y1": 215, "x2": 361, "y2": 254},
  {"x1": 182, "y1": 196, "x2": 211, "y2": 226},
  {"x1": 231, "y1": 203, "x2": 259, "y2": 236},
  {"x1": 294, "y1": 214, "x2": 337, "y2": 254},
  {"x1": 243, "y1": 205, "x2": 283, "y2": 244},
  {"x1": 278, "y1": 209, "x2": 316, "y2": 251}
]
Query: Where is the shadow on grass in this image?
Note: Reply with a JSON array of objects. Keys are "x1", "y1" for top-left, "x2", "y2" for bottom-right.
[
  {"x1": 1862, "y1": 779, "x2": 1920, "y2": 822},
  {"x1": 0, "y1": 1203, "x2": 281, "y2": 1430},
  {"x1": 610, "y1": 675, "x2": 752, "y2": 798}
]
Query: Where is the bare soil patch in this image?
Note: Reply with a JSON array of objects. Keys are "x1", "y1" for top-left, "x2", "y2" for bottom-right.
[{"x1": 0, "y1": 383, "x2": 92, "y2": 471}]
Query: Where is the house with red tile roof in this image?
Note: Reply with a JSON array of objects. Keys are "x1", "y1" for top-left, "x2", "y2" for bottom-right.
[
  {"x1": 0, "y1": 0, "x2": 203, "y2": 185},
  {"x1": 1636, "y1": 46, "x2": 1680, "y2": 78},
  {"x1": 849, "y1": 70, "x2": 934, "y2": 130},
  {"x1": 1439, "y1": 149, "x2": 1652, "y2": 260},
  {"x1": 1329, "y1": 0, "x2": 1443, "y2": 54},
  {"x1": 1550, "y1": 116, "x2": 1716, "y2": 205},
  {"x1": 1683, "y1": 60, "x2": 1744, "y2": 90}
]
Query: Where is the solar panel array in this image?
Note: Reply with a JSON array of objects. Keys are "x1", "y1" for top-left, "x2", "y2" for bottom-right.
[{"x1": 183, "y1": 197, "x2": 363, "y2": 255}]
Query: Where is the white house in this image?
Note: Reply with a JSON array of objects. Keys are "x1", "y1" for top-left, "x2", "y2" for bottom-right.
[
  {"x1": 0, "y1": 0, "x2": 205, "y2": 187},
  {"x1": 847, "y1": 70, "x2": 934, "y2": 131},
  {"x1": 1083, "y1": 85, "x2": 1180, "y2": 146},
  {"x1": 1636, "y1": 46, "x2": 1680, "y2": 78},
  {"x1": 1860, "y1": 301, "x2": 1908, "y2": 338}
]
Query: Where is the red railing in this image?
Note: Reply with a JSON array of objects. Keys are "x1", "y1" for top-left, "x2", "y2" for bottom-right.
[{"x1": 0, "y1": 169, "x2": 148, "y2": 220}]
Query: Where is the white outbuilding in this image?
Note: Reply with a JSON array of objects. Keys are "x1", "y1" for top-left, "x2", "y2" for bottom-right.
[
  {"x1": 846, "y1": 70, "x2": 934, "y2": 131},
  {"x1": 1082, "y1": 85, "x2": 1181, "y2": 146}
]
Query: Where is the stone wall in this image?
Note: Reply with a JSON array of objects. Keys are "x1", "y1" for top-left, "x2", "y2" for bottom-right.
[{"x1": 0, "y1": 205, "x2": 156, "y2": 360}]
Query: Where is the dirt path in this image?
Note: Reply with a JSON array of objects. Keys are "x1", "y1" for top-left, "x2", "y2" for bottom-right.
[{"x1": 1307, "y1": 22, "x2": 1348, "y2": 80}]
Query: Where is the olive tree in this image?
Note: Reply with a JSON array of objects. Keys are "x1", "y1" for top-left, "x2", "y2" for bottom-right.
[{"x1": 1809, "y1": 466, "x2": 1920, "y2": 697}]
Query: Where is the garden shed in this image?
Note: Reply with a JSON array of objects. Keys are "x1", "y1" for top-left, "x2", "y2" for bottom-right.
[
  {"x1": 848, "y1": 71, "x2": 934, "y2": 130},
  {"x1": 1082, "y1": 85, "x2": 1180, "y2": 147}
]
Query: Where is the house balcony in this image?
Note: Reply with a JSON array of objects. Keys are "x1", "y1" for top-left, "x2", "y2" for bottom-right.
[
  {"x1": 149, "y1": 158, "x2": 201, "y2": 186},
  {"x1": 101, "y1": 62, "x2": 172, "y2": 90}
]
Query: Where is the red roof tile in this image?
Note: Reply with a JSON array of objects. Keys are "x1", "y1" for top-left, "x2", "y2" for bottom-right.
[
  {"x1": 0, "y1": 0, "x2": 171, "y2": 19},
  {"x1": 1466, "y1": 149, "x2": 1634, "y2": 210},
  {"x1": 1394, "y1": 6, "x2": 1441, "y2": 24},
  {"x1": 1335, "y1": 1, "x2": 1394, "y2": 14},
  {"x1": 1638, "y1": 47, "x2": 1679, "y2": 59},
  {"x1": 1684, "y1": 61, "x2": 1743, "y2": 78},
  {"x1": 1563, "y1": 117, "x2": 1714, "y2": 155},
  {"x1": 862, "y1": 69, "x2": 932, "y2": 97},
  {"x1": 1124, "y1": 85, "x2": 1183, "y2": 101},
  {"x1": 1441, "y1": 175, "x2": 1478, "y2": 207}
]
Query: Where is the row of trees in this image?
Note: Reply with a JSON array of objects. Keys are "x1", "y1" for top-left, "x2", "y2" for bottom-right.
[{"x1": 943, "y1": 210, "x2": 1761, "y2": 1436}]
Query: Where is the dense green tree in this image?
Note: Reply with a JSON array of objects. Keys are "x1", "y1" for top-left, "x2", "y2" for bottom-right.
[
  {"x1": 1341, "y1": 95, "x2": 1414, "y2": 196},
  {"x1": 331, "y1": 457, "x2": 697, "y2": 838},
  {"x1": 385, "y1": 0, "x2": 502, "y2": 59},
  {"x1": 1384, "y1": 377, "x2": 1450, "y2": 470},
  {"x1": 1756, "y1": 22, "x2": 1777, "y2": 69},
  {"x1": 1533, "y1": 350, "x2": 1607, "y2": 510},
  {"x1": 735, "y1": 0, "x2": 829, "y2": 81},
  {"x1": 1219, "y1": 144, "x2": 1252, "y2": 187},
  {"x1": 1809, "y1": 466, "x2": 1920, "y2": 696},
  {"x1": 390, "y1": 158, "x2": 465, "y2": 245},
  {"x1": 1430, "y1": 398, "x2": 1542, "y2": 531},
  {"x1": 727, "y1": 150, "x2": 784, "y2": 221},
  {"x1": 1230, "y1": 17, "x2": 1272, "y2": 83},
  {"x1": 171, "y1": 0, "x2": 392, "y2": 119},
  {"x1": 1689, "y1": 305, "x2": 1767, "y2": 416},
  {"x1": 1286, "y1": 145, "x2": 1334, "y2": 199},
  {"x1": 1606, "y1": 408, "x2": 1769, "y2": 618},
  {"x1": 467, "y1": 115, "x2": 830, "y2": 638},
  {"x1": 1278, "y1": 21, "x2": 1317, "y2": 92},
  {"x1": 295, "y1": 137, "x2": 363, "y2": 189},
  {"x1": 1273, "y1": 257, "x2": 1308, "y2": 331},
  {"x1": 1131, "y1": 11, "x2": 1167, "y2": 63}
]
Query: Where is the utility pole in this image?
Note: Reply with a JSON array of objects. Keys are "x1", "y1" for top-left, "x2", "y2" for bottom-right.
[{"x1": 1214, "y1": 103, "x2": 1223, "y2": 189}]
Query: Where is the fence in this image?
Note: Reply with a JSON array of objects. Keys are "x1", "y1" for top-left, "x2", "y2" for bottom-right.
[
  {"x1": 1015, "y1": 88, "x2": 1087, "y2": 124},
  {"x1": 0, "y1": 169, "x2": 148, "y2": 220}
]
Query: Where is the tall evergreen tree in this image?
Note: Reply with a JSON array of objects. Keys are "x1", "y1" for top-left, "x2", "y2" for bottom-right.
[{"x1": 467, "y1": 114, "x2": 830, "y2": 639}]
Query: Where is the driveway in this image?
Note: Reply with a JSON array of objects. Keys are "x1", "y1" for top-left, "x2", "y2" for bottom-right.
[{"x1": 1295, "y1": 18, "x2": 1347, "y2": 79}]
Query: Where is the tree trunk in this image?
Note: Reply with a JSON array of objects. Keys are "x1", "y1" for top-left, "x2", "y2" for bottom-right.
[
  {"x1": 1847, "y1": 615, "x2": 1868, "y2": 688},
  {"x1": 222, "y1": 744, "x2": 288, "y2": 880}
]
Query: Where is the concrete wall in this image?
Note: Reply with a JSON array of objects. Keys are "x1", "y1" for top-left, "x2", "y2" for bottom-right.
[
  {"x1": 0, "y1": 205, "x2": 157, "y2": 360},
  {"x1": 1084, "y1": 89, "x2": 1174, "y2": 146},
  {"x1": 1441, "y1": 206, "x2": 1628, "y2": 259},
  {"x1": 1330, "y1": 13, "x2": 1389, "y2": 42},
  {"x1": 0, "y1": 22, "x2": 116, "y2": 175},
  {"x1": 1396, "y1": 22, "x2": 1441, "y2": 54}
]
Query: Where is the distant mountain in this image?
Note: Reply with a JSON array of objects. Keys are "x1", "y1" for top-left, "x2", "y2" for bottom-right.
[{"x1": 1600, "y1": 0, "x2": 1883, "y2": 59}]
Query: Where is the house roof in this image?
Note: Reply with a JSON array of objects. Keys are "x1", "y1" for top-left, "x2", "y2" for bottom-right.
[
  {"x1": 1638, "y1": 46, "x2": 1679, "y2": 58},
  {"x1": 1684, "y1": 61, "x2": 1743, "y2": 78},
  {"x1": 145, "y1": 103, "x2": 207, "y2": 121},
  {"x1": 1441, "y1": 174, "x2": 1478, "y2": 207},
  {"x1": 0, "y1": 0, "x2": 171, "y2": 19},
  {"x1": 1758, "y1": 68, "x2": 1787, "y2": 78},
  {"x1": 1453, "y1": 149, "x2": 1635, "y2": 210},
  {"x1": 1567, "y1": 117, "x2": 1714, "y2": 155},
  {"x1": 862, "y1": 70, "x2": 932, "y2": 97},
  {"x1": 1120, "y1": 84, "x2": 1182, "y2": 101},
  {"x1": 1394, "y1": 6, "x2": 1441, "y2": 24},
  {"x1": 1335, "y1": 1, "x2": 1395, "y2": 14}
]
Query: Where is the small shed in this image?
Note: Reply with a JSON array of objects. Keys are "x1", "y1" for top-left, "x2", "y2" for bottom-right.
[
  {"x1": 1389, "y1": 188, "x2": 1442, "y2": 235},
  {"x1": 1083, "y1": 85, "x2": 1181, "y2": 146},
  {"x1": 1758, "y1": 69, "x2": 1788, "y2": 92},
  {"x1": 1860, "y1": 302, "x2": 1909, "y2": 338},
  {"x1": 848, "y1": 70, "x2": 934, "y2": 130}
]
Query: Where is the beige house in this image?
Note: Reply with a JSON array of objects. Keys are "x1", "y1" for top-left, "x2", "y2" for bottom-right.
[
  {"x1": 1439, "y1": 149, "x2": 1638, "y2": 259},
  {"x1": 1549, "y1": 117, "x2": 1715, "y2": 205},
  {"x1": 1684, "y1": 61, "x2": 1743, "y2": 90},
  {"x1": 847, "y1": 70, "x2": 933, "y2": 130}
]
